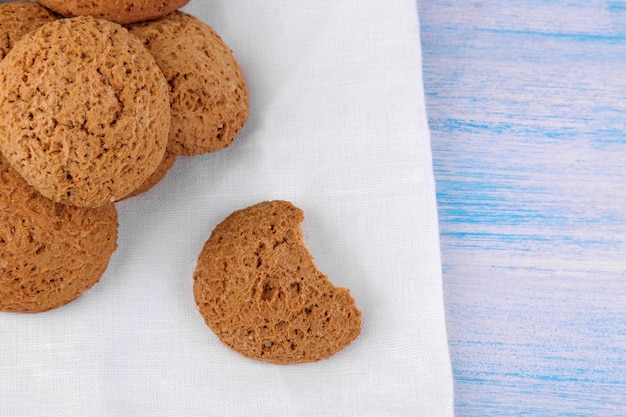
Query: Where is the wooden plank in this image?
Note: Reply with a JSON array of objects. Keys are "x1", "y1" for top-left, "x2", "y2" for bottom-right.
[{"x1": 418, "y1": 0, "x2": 626, "y2": 415}]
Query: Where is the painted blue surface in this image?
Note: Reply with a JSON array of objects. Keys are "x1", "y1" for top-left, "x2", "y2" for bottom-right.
[{"x1": 418, "y1": 0, "x2": 626, "y2": 415}]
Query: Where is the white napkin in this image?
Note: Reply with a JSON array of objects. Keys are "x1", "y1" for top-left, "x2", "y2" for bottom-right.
[{"x1": 0, "y1": 1, "x2": 453, "y2": 416}]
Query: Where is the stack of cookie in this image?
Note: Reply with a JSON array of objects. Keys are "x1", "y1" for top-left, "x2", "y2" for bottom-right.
[{"x1": 0, "y1": 1, "x2": 249, "y2": 312}]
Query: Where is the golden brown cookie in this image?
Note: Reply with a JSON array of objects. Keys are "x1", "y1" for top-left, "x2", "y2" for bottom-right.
[
  {"x1": 0, "y1": 1, "x2": 59, "y2": 60},
  {"x1": 122, "y1": 149, "x2": 176, "y2": 200},
  {"x1": 37, "y1": 0, "x2": 189, "y2": 25},
  {"x1": 0, "y1": 16, "x2": 170, "y2": 208},
  {"x1": 193, "y1": 201, "x2": 361, "y2": 364},
  {"x1": 0, "y1": 154, "x2": 118, "y2": 313},
  {"x1": 128, "y1": 11, "x2": 249, "y2": 156}
]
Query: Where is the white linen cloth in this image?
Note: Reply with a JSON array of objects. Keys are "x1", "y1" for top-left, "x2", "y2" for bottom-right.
[{"x1": 0, "y1": 1, "x2": 453, "y2": 416}]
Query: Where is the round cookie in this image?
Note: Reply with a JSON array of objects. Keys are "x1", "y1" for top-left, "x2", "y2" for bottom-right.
[
  {"x1": 36, "y1": 0, "x2": 189, "y2": 25},
  {"x1": 0, "y1": 154, "x2": 118, "y2": 313},
  {"x1": 193, "y1": 201, "x2": 362, "y2": 364},
  {"x1": 0, "y1": 16, "x2": 170, "y2": 207},
  {"x1": 128, "y1": 11, "x2": 249, "y2": 156},
  {"x1": 0, "y1": 1, "x2": 59, "y2": 60},
  {"x1": 122, "y1": 149, "x2": 176, "y2": 200}
]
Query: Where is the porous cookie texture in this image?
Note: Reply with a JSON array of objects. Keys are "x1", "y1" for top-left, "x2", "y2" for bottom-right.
[
  {"x1": 37, "y1": 0, "x2": 189, "y2": 25},
  {"x1": 129, "y1": 11, "x2": 249, "y2": 156},
  {"x1": 0, "y1": 16, "x2": 170, "y2": 207},
  {"x1": 0, "y1": 155, "x2": 118, "y2": 313},
  {"x1": 122, "y1": 149, "x2": 176, "y2": 200},
  {"x1": 193, "y1": 200, "x2": 361, "y2": 364},
  {"x1": 0, "y1": 1, "x2": 59, "y2": 60}
]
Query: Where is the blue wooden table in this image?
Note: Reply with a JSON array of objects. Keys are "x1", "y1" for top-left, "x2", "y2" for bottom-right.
[{"x1": 418, "y1": 1, "x2": 626, "y2": 415}]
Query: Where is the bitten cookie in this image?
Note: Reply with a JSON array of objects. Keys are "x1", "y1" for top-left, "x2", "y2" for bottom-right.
[
  {"x1": 0, "y1": 155, "x2": 118, "y2": 313},
  {"x1": 128, "y1": 11, "x2": 249, "y2": 155},
  {"x1": 193, "y1": 201, "x2": 361, "y2": 364},
  {"x1": 37, "y1": 0, "x2": 189, "y2": 25},
  {"x1": 0, "y1": 1, "x2": 59, "y2": 60},
  {"x1": 0, "y1": 16, "x2": 170, "y2": 207}
]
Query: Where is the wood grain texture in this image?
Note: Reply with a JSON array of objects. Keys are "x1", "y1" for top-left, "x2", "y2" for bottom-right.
[{"x1": 418, "y1": 1, "x2": 626, "y2": 415}]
